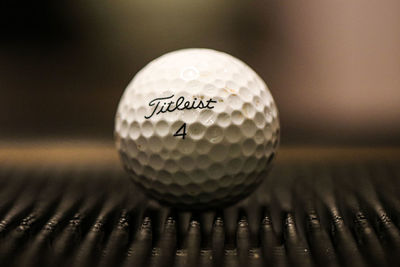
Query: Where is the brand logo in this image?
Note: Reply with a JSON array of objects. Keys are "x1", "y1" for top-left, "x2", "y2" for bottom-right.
[{"x1": 144, "y1": 95, "x2": 217, "y2": 119}]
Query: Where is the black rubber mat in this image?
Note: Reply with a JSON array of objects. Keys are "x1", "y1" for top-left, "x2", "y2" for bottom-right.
[{"x1": 1, "y1": 158, "x2": 400, "y2": 267}]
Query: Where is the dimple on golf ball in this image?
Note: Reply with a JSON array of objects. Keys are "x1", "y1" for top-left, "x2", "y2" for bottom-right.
[{"x1": 115, "y1": 48, "x2": 280, "y2": 208}]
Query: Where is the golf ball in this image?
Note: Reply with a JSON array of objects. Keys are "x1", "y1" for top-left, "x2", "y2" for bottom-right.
[{"x1": 115, "y1": 48, "x2": 279, "y2": 208}]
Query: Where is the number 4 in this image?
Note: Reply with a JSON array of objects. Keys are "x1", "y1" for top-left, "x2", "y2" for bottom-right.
[{"x1": 173, "y1": 123, "x2": 187, "y2": 139}]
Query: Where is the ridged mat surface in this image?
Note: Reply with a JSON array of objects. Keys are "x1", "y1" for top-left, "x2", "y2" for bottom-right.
[{"x1": 1, "y1": 149, "x2": 400, "y2": 267}]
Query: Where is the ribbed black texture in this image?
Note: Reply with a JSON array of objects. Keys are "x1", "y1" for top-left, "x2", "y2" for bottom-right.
[{"x1": 0, "y1": 160, "x2": 399, "y2": 267}]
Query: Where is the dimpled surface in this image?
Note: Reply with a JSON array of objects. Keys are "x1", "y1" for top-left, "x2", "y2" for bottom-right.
[{"x1": 115, "y1": 48, "x2": 279, "y2": 208}]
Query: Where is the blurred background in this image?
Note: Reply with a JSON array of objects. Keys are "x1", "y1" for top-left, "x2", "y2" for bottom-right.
[{"x1": 1, "y1": 0, "x2": 399, "y2": 145}]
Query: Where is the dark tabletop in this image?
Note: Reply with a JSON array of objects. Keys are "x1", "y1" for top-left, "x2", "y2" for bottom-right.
[{"x1": 0, "y1": 142, "x2": 400, "y2": 267}]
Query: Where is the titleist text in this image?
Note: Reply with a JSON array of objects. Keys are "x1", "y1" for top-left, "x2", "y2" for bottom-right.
[{"x1": 144, "y1": 95, "x2": 217, "y2": 119}]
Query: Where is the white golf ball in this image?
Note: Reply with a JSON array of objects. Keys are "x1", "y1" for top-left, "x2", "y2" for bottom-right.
[{"x1": 115, "y1": 48, "x2": 280, "y2": 208}]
